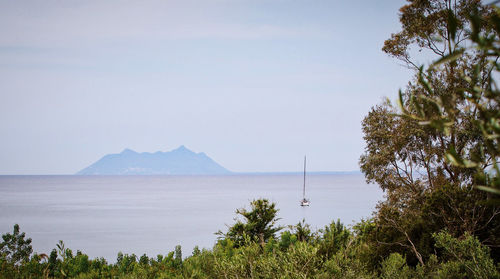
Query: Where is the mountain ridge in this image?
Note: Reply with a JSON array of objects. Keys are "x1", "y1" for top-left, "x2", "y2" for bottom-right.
[{"x1": 77, "y1": 146, "x2": 231, "y2": 175}]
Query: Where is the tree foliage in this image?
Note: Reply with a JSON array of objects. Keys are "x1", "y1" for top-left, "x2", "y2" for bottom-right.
[
  {"x1": 360, "y1": 0, "x2": 500, "y2": 266},
  {"x1": 0, "y1": 224, "x2": 33, "y2": 266},
  {"x1": 398, "y1": 2, "x2": 500, "y2": 202},
  {"x1": 2, "y1": 216, "x2": 498, "y2": 278},
  {"x1": 217, "y1": 199, "x2": 283, "y2": 247}
]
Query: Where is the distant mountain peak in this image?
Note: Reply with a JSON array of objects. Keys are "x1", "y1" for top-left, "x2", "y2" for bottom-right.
[
  {"x1": 121, "y1": 148, "x2": 136, "y2": 154},
  {"x1": 172, "y1": 145, "x2": 192, "y2": 153},
  {"x1": 77, "y1": 146, "x2": 230, "y2": 175}
]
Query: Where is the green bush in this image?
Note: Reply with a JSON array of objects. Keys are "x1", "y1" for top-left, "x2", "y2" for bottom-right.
[{"x1": 434, "y1": 232, "x2": 499, "y2": 279}]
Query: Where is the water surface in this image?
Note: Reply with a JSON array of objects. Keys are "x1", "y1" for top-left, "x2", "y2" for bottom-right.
[{"x1": 0, "y1": 174, "x2": 382, "y2": 261}]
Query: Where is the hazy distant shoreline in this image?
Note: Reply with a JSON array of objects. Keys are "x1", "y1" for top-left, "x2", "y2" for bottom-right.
[
  {"x1": 227, "y1": 171, "x2": 362, "y2": 176},
  {"x1": 0, "y1": 171, "x2": 362, "y2": 176}
]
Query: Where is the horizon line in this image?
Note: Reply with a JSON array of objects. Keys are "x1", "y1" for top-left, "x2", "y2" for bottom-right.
[{"x1": 0, "y1": 170, "x2": 362, "y2": 176}]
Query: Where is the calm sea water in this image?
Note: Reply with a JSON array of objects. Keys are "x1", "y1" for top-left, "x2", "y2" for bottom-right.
[{"x1": 0, "y1": 174, "x2": 383, "y2": 261}]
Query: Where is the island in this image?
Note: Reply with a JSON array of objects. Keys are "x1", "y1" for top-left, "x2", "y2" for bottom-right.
[{"x1": 76, "y1": 145, "x2": 231, "y2": 175}]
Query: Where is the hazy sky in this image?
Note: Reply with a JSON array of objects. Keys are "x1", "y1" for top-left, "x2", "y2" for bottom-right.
[{"x1": 0, "y1": 0, "x2": 413, "y2": 174}]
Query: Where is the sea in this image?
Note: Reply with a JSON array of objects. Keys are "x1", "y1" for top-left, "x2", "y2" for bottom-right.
[{"x1": 0, "y1": 174, "x2": 383, "y2": 261}]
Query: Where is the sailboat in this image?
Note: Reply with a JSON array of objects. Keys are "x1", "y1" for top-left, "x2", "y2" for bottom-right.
[{"x1": 300, "y1": 156, "x2": 310, "y2": 206}]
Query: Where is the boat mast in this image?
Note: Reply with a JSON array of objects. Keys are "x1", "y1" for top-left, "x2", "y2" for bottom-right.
[{"x1": 303, "y1": 156, "x2": 306, "y2": 199}]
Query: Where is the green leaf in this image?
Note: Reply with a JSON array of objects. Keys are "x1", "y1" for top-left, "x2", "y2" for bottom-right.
[
  {"x1": 418, "y1": 68, "x2": 434, "y2": 95},
  {"x1": 469, "y1": 9, "x2": 482, "y2": 42},
  {"x1": 475, "y1": 185, "x2": 500, "y2": 195},
  {"x1": 462, "y1": 159, "x2": 478, "y2": 168},
  {"x1": 447, "y1": 9, "x2": 457, "y2": 42},
  {"x1": 431, "y1": 49, "x2": 464, "y2": 68},
  {"x1": 446, "y1": 147, "x2": 464, "y2": 167},
  {"x1": 397, "y1": 90, "x2": 407, "y2": 114}
]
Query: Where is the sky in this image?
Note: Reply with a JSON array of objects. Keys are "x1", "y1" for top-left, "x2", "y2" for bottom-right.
[{"x1": 0, "y1": 0, "x2": 413, "y2": 174}]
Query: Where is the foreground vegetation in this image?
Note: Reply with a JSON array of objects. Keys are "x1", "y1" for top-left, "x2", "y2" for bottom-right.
[
  {"x1": 1, "y1": 200, "x2": 499, "y2": 278},
  {"x1": 2, "y1": 0, "x2": 500, "y2": 277}
]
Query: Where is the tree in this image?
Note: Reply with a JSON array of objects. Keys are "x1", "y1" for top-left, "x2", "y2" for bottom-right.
[
  {"x1": 218, "y1": 199, "x2": 283, "y2": 247},
  {"x1": 47, "y1": 249, "x2": 58, "y2": 277},
  {"x1": 174, "y1": 245, "x2": 182, "y2": 268},
  {"x1": 398, "y1": 3, "x2": 500, "y2": 202},
  {"x1": 360, "y1": 0, "x2": 500, "y2": 265},
  {"x1": 364, "y1": 0, "x2": 495, "y2": 197},
  {"x1": 289, "y1": 218, "x2": 313, "y2": 243},
  {"x1": 0, "y1": 224, "x2": 33, "y2": 266},
  {"x1": 315, "y1": 219, "x2": 351, "y2": 259},
  {"x1": 382, "y1": 0, "x2": 490, "y2": 69},
  {"x1": 433, "y1": 231, "x2": 499, "y2": 278}
]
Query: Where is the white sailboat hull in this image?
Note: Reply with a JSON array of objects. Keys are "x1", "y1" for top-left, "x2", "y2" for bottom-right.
[{"x1": 300, "y1": 198, "x2": 310, "y2": 206}]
